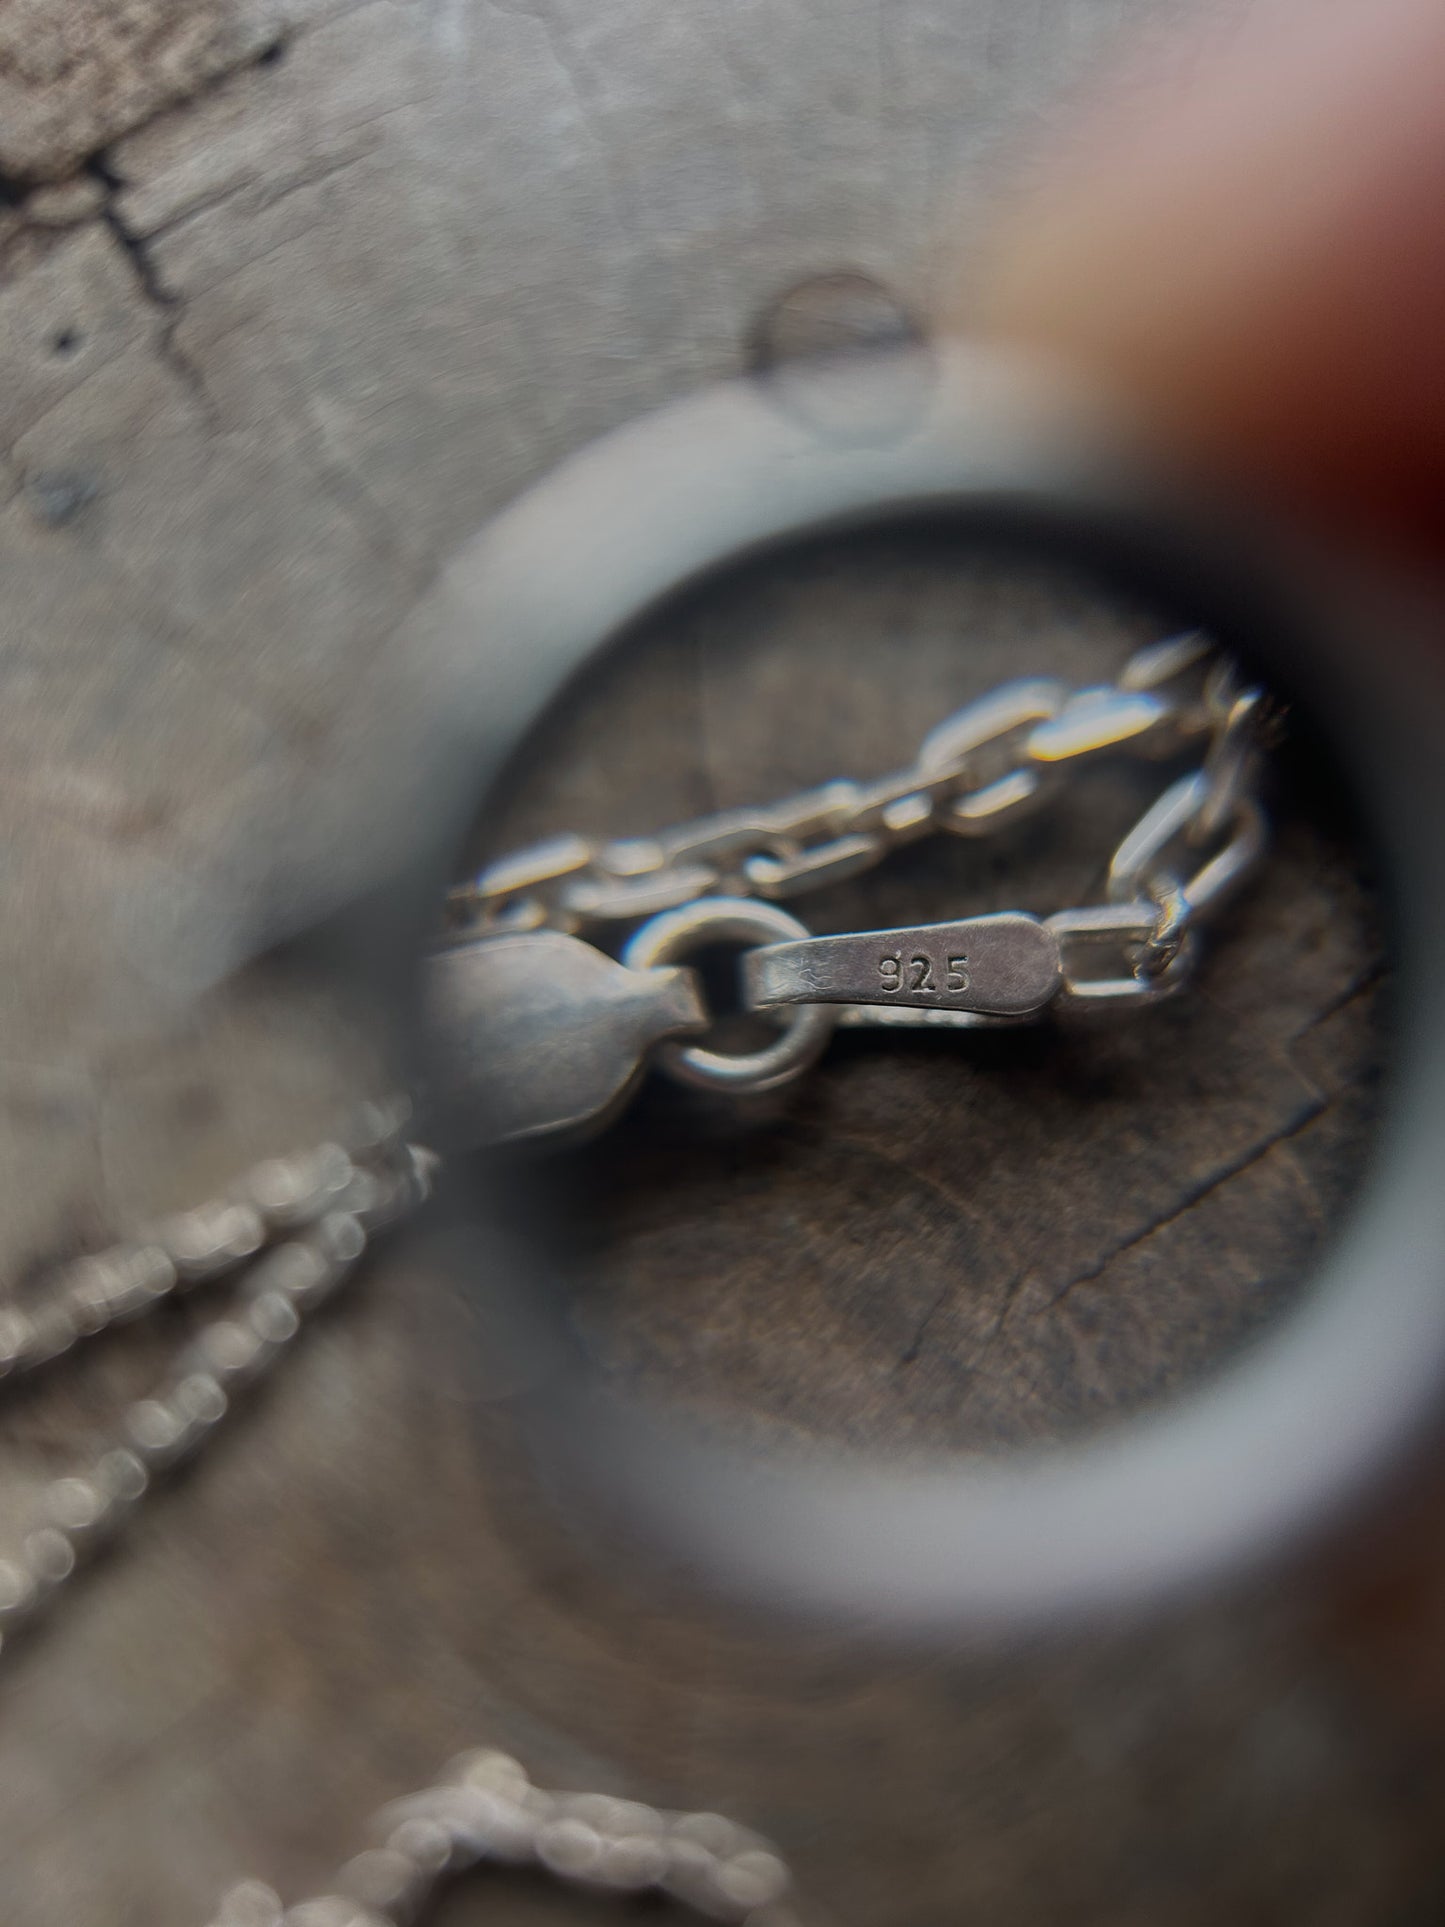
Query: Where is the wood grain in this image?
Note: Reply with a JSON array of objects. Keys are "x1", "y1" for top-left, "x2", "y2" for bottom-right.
[{"x1": 0, "y1": 4, "x2": 1437, "y2": 1925}]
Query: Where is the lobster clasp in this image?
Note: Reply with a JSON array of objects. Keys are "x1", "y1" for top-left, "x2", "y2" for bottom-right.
[{"x1": 425, "y1": 932, "x2": 707, "y2": 1146}]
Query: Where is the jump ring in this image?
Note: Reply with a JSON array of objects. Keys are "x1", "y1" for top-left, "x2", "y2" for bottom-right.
[{"x1": 623, "y1": 898, "x2": 835, "y2": 1093}]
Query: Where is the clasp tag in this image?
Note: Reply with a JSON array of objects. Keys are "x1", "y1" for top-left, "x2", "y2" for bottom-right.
[{"x1": 742, "y1": 913, "x2": 1061, "y2": 1018}]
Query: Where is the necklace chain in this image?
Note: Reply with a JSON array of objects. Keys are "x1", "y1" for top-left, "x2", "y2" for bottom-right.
[
  {"x1": 210, "y1": 1753, "x2": 798, "y2": 1927},
  {"x1": 0, "y1": 632, "x2": 1278, "y2": 1922},
  {"x1": 0, "y1": 1109, "x2": 425, "y2": 1654},
  {"x1": 448, "y1": 628, "x2": 1272, "y2": 1011},
  {"x1": 0, "y1": 1115, "x2": 797, "y2": 1924},
  {"x1": 428, "y1": 631, "x2": 1276, "y2": 1143}
]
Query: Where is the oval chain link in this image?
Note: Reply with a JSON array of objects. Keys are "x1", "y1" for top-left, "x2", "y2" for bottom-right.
[
  {"x1": 452, "y1": 630, "x2": 1273, "y2": 1018},
  {"x1": 446, "y1": 631, "x2": 1224, "y2": 938}
]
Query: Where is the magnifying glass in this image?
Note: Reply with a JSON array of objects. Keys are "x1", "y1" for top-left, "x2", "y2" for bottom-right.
[{"x1": 389, "y1": 341, "x2": 1444, "y2": 1632}]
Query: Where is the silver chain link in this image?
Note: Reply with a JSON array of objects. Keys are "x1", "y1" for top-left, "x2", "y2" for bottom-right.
[
  {"x1": 0, "y1": 1103, "x2": 428, "y2": 1658},
  {"x1": 209, "y1": 1749, "x2": 797, "y2": 1927},
  {"x1": 448, "y1": 633, "x2": 1275, "y2": 1055},
  {"x1": 0, "y1": 629, "x2": 1279, "y2": 1923}
]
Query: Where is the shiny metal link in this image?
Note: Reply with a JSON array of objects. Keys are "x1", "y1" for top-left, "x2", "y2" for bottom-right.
[
  {"x1": 623, "y1": 898, "x2": 836, "y2": 1093},
  {"x1": 1045, "y1": 761, "x2": 1262, "y2": 1014},
  {"x1": 1108, "y1": 770, "x2": 1266, "y2": 919},
  {"x1": 1047, "y1": 903, "x2": 1197, "y2": 1010},
  {"x1": 1116, "y1": 627, "x2": 1216, "y2": 727},
  {"x1": 1024, "y1": 684, "x2": 1172, "y2": 765},
  {"x1": 916, "y1": 676, "x2": 1066, "y2": 834},
  {"x1": 447, "y1": 633, "x2": 1242, "y2": 937},
  {"x1": 208, "y1": 1747, "x2": 796, "y2": 1927}
]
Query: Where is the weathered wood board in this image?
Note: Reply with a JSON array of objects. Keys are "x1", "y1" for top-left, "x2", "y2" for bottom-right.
[{"x1": 0, "y1": 4, "x2": 1436, "y2": 1926}]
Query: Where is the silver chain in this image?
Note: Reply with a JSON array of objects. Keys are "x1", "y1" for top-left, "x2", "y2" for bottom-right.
[
  {"x1": 431, "y1": 631, "x2": 1277, "y2": 1141},
  {"x1": 0, "y1": 1113, "x2": 798, "y2": 1925},
  {"x1": 209, "y1": 1752, "x2": 797, "y2": 1927},
  {"x1": 0, "y1": 1102, "x2": 426, "y2": 1654},
  {"x1": 448, "y1": 629, "x2": 1271, "y2": 1009},
  {"x1": 0, "y1": 630, "x2": 1279, "y2": 1923}
]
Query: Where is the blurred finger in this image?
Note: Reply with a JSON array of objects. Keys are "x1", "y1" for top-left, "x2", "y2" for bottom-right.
[{"x1": 973, "y1": 0, "x2": 1445, "y2": 559}]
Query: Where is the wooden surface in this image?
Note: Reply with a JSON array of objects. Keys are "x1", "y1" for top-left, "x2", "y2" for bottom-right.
[
  {"x1": 0, "y1": 3, "x2": 1438, "y2": 1925},
  {"x1": 509, "y1": 529, "x2": 1386, "y2": 1455}
]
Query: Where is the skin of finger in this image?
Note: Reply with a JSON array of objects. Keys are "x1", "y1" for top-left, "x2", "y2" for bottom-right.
[{"x1": 969, "y1": 0, "x2": 1445, "y2": 555}]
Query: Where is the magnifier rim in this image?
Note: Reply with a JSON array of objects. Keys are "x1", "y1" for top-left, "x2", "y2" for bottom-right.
[{"x1": 404, "y1": 343, "x2": 1444, "y2": 1629}]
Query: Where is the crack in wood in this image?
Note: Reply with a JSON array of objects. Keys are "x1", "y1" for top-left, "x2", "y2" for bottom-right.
[
  {"x1": 86, "y1": 155, "x2": 218, "y2": 427},
  {"x1": 1039, "y1": 1092, "x2": 1331, "y2": 1316}
]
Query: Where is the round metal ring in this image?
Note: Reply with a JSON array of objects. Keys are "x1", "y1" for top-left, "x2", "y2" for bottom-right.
[
  {"x1": 622, "y1": 898, "x2": 836, "y2": 1093},
  {"x1": 388, "y1": 341, "x2": 1445, "y2": 1630}
]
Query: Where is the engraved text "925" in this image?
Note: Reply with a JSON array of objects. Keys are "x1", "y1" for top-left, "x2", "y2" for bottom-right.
[{"x1": 878, "y1": 953, "x2": 969, "y2": 995}]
